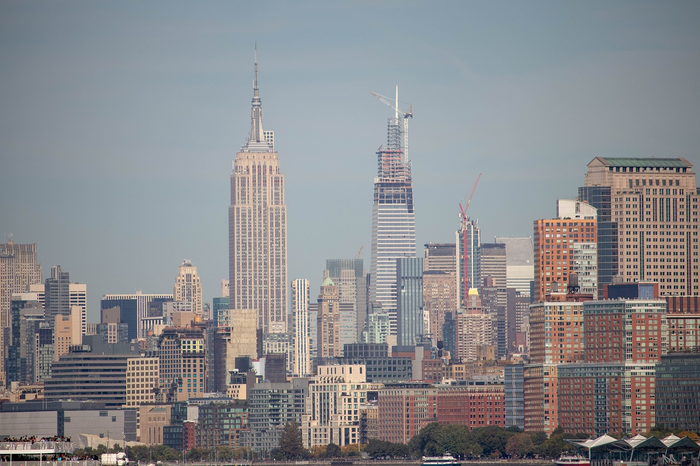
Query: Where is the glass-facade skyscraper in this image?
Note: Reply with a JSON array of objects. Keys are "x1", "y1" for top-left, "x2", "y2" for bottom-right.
[
  {"x1": 369, "y1": 89, "x2": 416, "y2": 336},
  {"x1": 396, "y1": 257, "x2": 423, "y2": 347},
  {"x1": 457, "y1": 218, "x2": 481, "y2": 304}
]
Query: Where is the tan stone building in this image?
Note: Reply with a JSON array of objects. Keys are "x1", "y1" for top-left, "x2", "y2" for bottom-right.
[
  {"x1": 229, "y1": 54, "x2": 287, "y2": 334},
  {"x1": 580, "y1": 157, "x2": 699, "y2": 296},
  {"x1": 139, "y1": 404, "x2": 171, "y2": 445},
  {"x1": 126, "y1": 357, "x2": 159, "y2": 436},
  {"x1": 173, "y1": 260, "x2": 203, "y2": 314},
  {"x1": 317, "y1": 277, "x2": 341, "y2": 359},
  {"x1": 226, "y1": 308, "x2": 258, "y2": 372},
  {"x1": 54, "y1": 308, "x2": 82, "y2": 360}
]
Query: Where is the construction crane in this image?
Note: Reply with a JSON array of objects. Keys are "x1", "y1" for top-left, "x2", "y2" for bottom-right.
[
  {"x1": 356, "y1": 245, "x2": 364, "y2": 260},
  {"x1": 458, "y1": 173, "x2": 481, "y2": 306},
  {"x1": 459, "y1": 173, "x2": 482, "y2": 224},
  {"x1": 370, "y1": 86, "x2": 413, "y2": 163}
]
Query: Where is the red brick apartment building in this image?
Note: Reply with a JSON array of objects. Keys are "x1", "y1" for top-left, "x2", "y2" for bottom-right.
[
  {"x1": 436, "y1": 380, "x2": 504, "y2": 429},
  {"x1": 378, "y1": 383, "x2": 438, "y2": 444},
  {"x1": 557, "y1": 299, "x2": 666, "y2": 436}
]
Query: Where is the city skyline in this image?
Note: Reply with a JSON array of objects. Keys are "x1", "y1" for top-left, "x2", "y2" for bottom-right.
[{"x1": 1, "y1": 2, "x2": 700, "y2": 319}]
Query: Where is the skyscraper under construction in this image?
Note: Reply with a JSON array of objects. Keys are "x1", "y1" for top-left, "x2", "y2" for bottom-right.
[{"x1": 369, "y1": 87, "x2": 416, "y2": 337}]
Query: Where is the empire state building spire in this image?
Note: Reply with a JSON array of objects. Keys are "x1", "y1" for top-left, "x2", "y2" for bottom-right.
[{"x1": 243, "y1": 47, "x2": 273, "y2": 152}]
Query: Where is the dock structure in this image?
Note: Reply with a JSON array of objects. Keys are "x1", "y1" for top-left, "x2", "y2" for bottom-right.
[{"x1": 0, "y1": 440, "x2": 98, "y2": 466}]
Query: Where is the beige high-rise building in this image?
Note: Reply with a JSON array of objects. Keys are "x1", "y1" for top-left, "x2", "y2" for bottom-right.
[
  {"x1": 422, "y1": 243, "x2": 458, "y2": 345},
  {"x1": 54, "y1": 307, "x2": 82, "y2": 360},
  {"x1": 423, "y1": 272, "x2": 457, "y2": 344},
  {"x1": 226, "y1": 308, "x2": 258, "y2": 373},
  {"x1": 173, "y1": 260, "x2": 203, "y2": 314},
  {"x1": 317, "y1": 277, "x2": 341, "y2": 359},
  {"x1": 455, "y1": 289, "x2": 493, "y2": 362},
  {"x1": 229, "y1": 52, "x2": 287, "y2": 334},
  {"x1": 0, "y1": 240, "x2": 42, "y2": 386},
  {"x1": 580, "y1": 157, "x2": 699, "y2": 296},
  {"x1": 302, "y1": 364, "x2": 372, "y2": 448},
  {"x1": 126, "y1": 356, "x2": 159, "y2": 436}
]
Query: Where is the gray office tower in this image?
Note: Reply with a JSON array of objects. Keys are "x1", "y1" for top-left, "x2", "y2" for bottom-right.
[
  {"x1": 480, "y1": 244, "x2": 508, "y2": 359},
  {"x1": 369, "y1": 87, "x2": 416, "y2": 336},
  {"x1": 8, "y1": 296, "x2": 46, "y2": 386},
  {"x1": 44, "y1": 265, "x2": 70, "y2": 327},
  {"x1": 326, "y1": 259, "x2": 367, "y2": 342},
  {"x1": 397, "y1": 258, "x2": 423, "y2": 347},
  {"x1": 504, "y1": 364, "x2": 524, "y2": 429}
]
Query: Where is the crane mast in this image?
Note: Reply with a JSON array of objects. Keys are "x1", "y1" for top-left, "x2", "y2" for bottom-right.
[
  {"x1": 370, "y1": 86, "x2": 413, "y2": 163},
  {"x1": 458, "y1": 173, "x2": 482, "y2": 306}
]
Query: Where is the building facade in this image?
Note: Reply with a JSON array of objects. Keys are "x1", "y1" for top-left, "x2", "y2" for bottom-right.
[
  {"x1": 173, "y1": 260, "x2": 203, "y2": 314},
  {"x1": 43, "y1": 351, "x2": 132, "y2": 408},
  {"x1": 229, "y1": 53, "x2": 287, "y2": 334},
  {"x1": 457, "y1": 218, "x2": 481, "y2": 302},
  {"x1": 157, "y1": 327, "x2": 206, "y2": 402},
  {"x1": 245, "y1": 378, "x2": 309, "y2": 453},
  {"x1": 1, "y1": 242, "x2": 42, "y2": 384},
  {"x1": 655, "y1": 353, "x2": 700, "y2": 431},
  {"x1": 326, "y1": 259, "x2": 367, "y2": 343},
  {"x1": 369, "y1": 93, "x2": 416, "y2": 334},
  {"x1": 422, "y1": 243, "x2": 458, "y2": 345},
  {"x1": 317, "y1": 278, "x2": 341, "y2": 359},
  {"x1": 291, "y1": 278, "x2": 311, "y2": 377},
  {"x1": 101, "y1": 292, "x2": 173, "y2": 340},
  {"x1": 579, "y1": 157, "x2": 700, "y2": 296},
  {"x1": 533, "y1": 200, "x2": 598, "y2": 302},
  {"x1": 435, "y1": 379, "x2": 505, "y2": 430},
  {"x1": 396, "y1": 257, "x2": 423, "y2": 347},
  {"x1": 302, "y1": 364, "x2": 372, "y2": 448},
  {"x1": 494, "y1": 237, "x2": 534, "y2": 297},
  {"x1": 377, "y1": 383, "x2": 437, "y2": 444}
]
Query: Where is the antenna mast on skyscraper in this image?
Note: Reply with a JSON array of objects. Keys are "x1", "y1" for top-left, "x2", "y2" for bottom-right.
[{"x1": 370, "y1": 86, "x2": 413, "y2": 163}]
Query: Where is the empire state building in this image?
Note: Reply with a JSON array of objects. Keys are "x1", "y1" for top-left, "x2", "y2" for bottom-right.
[{"x1": 229, "y1": 53, "x2": 288, "y2": 333}]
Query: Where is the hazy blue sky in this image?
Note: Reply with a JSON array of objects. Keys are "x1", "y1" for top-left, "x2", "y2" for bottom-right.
[{"x1": 2, "y1": 1, "x2": 699, "y2": 320}]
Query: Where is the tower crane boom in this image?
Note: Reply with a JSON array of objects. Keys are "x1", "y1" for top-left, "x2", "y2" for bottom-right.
[{"x1": 370, "y1": 86, "x2": 413, "y2": 163}]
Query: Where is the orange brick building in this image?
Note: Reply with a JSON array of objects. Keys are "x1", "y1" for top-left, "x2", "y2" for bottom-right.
[{"x1": 533, "y1": 200, "x2": 598, "y2": 302}]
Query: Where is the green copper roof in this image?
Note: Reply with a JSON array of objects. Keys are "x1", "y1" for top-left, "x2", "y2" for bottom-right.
[
  {"x1": 321, "y1": 276, "x2": 335, "y2": 287},
  {"x1": 601, "y1": 157, "x2": 689, "y2": 168}
]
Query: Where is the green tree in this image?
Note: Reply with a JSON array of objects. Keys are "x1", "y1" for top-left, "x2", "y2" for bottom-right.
[
  {"x1": 533, "y1": 432, "x2": 577, "y2": 459},
  {"x1": 151, "y1": 444, "x2": 180, "y2": 462},
  {"x1": 529, "y1": 432, "x2": 548, "y2": 447},
  {"x1": 365, "y1": 439, "x2": 394, "y2": 459},
  {"x1": 325, "y1": 443, "x2": 341, "y2": 458},
  {"x1": 278, "y1": 421, "x2": 306, "y2": 460},
  {"x1": 471, "y1": 425, "x2": 514, "y2": 457},
  {"x1": 505, "y1": 433, "x2": 533, "y2": 458}
]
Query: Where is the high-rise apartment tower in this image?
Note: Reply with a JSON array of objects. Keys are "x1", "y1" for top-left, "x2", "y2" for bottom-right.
[{"x1": 229, "y1": 51, "x2": 288, "y2": 333}]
